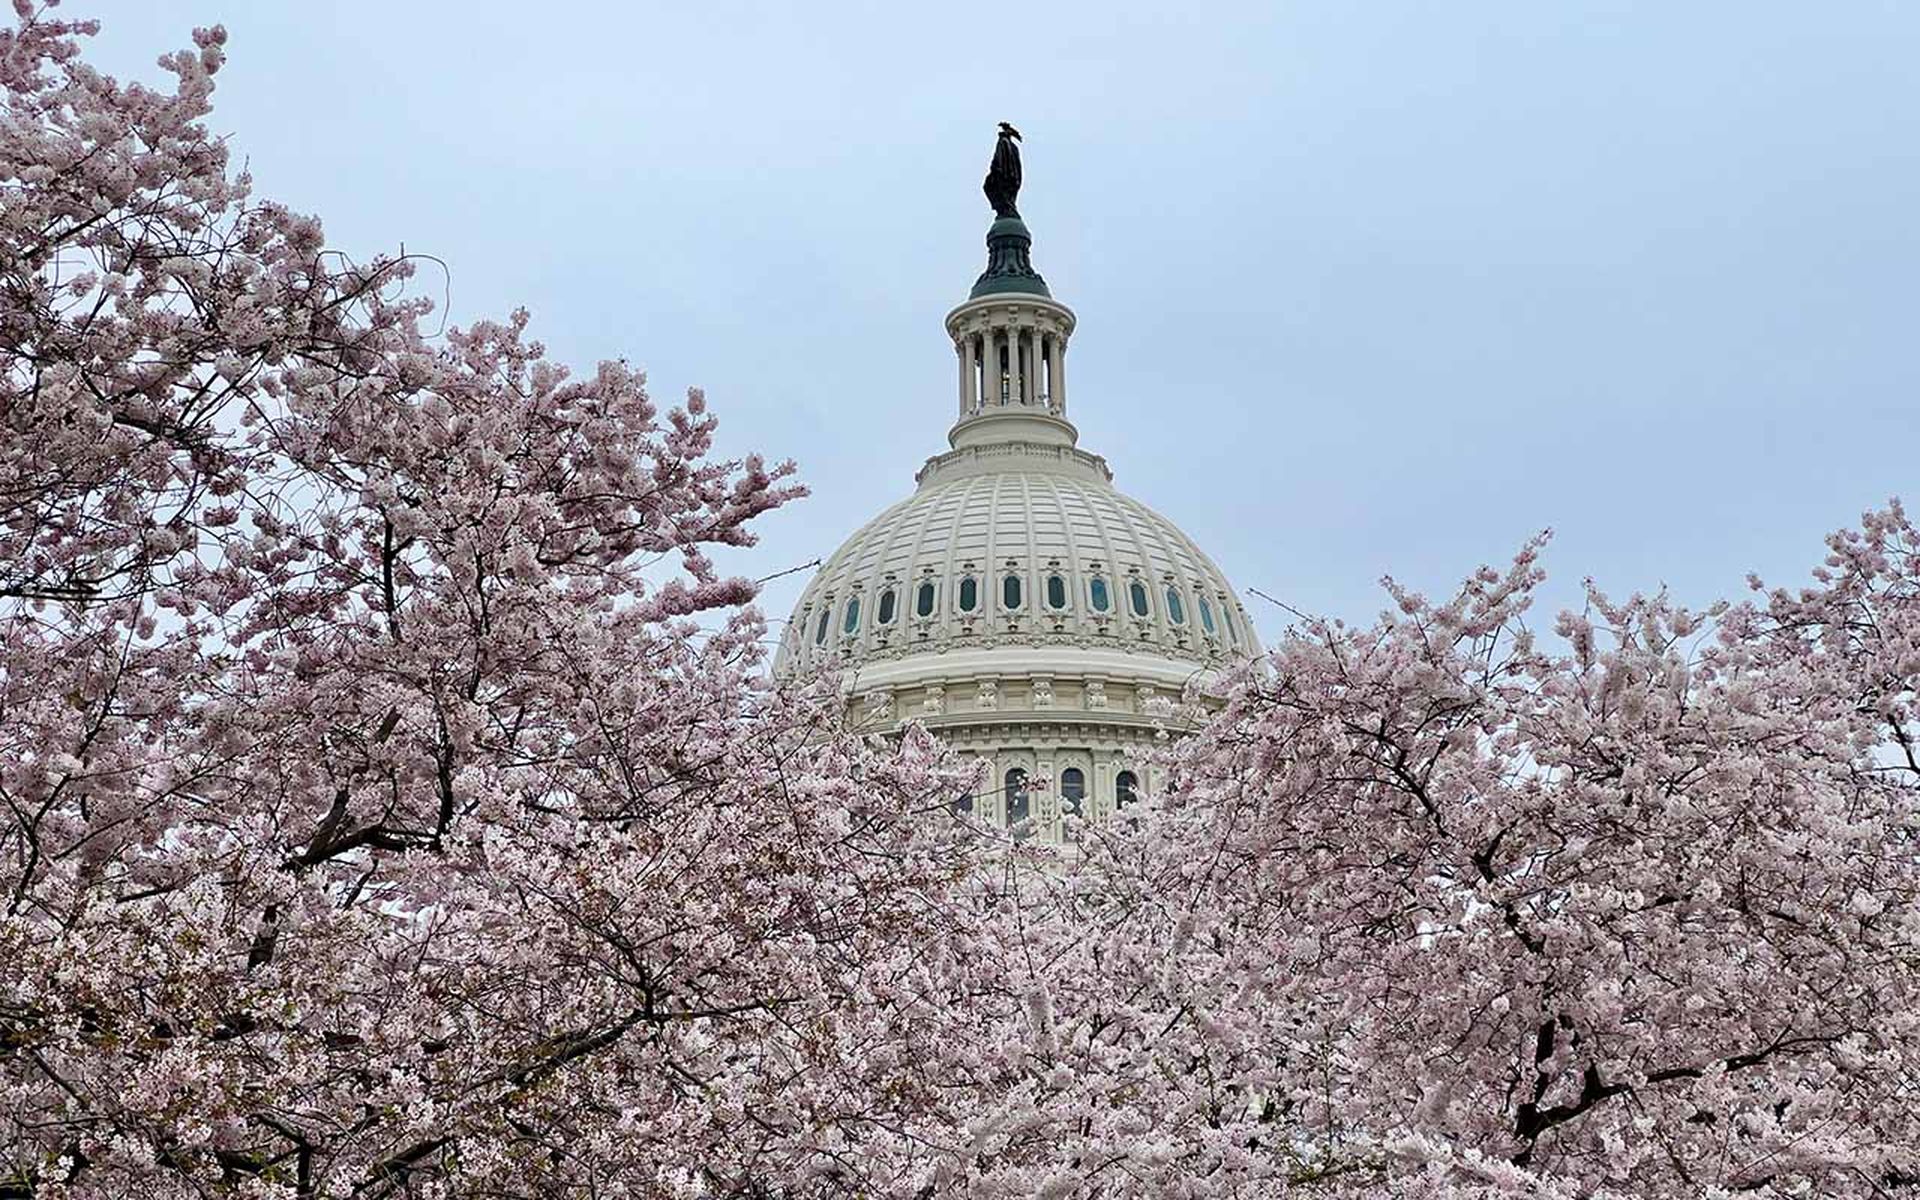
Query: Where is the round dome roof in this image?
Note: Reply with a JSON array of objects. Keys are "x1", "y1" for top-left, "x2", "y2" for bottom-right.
[
  {"x1": 774, "y1": 192, "x2": 1260, "y2": 703},
  {"x1": 774, "y1": 443, "x2": 1260, "y2": 691}
]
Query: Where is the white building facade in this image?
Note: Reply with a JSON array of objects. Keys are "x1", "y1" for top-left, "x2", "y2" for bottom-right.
[{"x1": 774, "y1": 186, "x2": 1260, "y2": 840}]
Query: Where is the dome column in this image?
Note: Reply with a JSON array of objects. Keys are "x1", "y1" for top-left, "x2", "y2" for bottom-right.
[
  {"x1": 1015, "y1": 326, "x2": 1031, "y2": 405},
  {"x1": 1048, "y1": 333, "x2": 1066, "y2": 415},
  {"x1": 957, "y1": 336, "x2": 975, "y2": 417}
]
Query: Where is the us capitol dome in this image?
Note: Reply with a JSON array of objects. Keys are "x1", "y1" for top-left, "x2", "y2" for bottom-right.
[{"x1": 774, "y1": 128, "x2": 1261, "y2": 840}]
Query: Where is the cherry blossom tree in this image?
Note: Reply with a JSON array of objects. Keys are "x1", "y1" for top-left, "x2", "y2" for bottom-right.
[
  {"x1": 1, "y1": 7, "x2": 999, "y2": 1196},
  {"x1": 983, "y1": 516, "x2": 1920, "y2": 1197},
  {"x1": 10, "y1": 7, "x2": 1920, "y2": 1200}
]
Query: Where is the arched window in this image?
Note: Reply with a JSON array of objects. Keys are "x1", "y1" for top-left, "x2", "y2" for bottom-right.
[
  {"x1": 915, "y1": 580, "x2": 936, "y2": 618},
  {"x1": 842, "y1": 596, "x2": 860, "y2": 635},
  {"x1": 1089, "y1": 576, "x2": 1111, "y2": 613},
  {"x1": 1004, "y1": 768, "x2": 1030, "y2": 830},
  {"x1": 877, "y1": 587, "x2": 896, "y2": 626},
  {"x1": 1046, "y1": 573, "x2": 1068, "y2": 610},
  {"x1": 1060, "y1": 767, "x2": 1085, "y2": 818},
  {"x1": 951, "y1": 791, "x2": 974, "y2": 817},
  {"x1": 1002, "y1": 572, "x2": 1023, "y2": 611},
  {"x1": 1129, "y1": 579, "x2": 1150, "y2": 618},
  {"x1": 1116, "y1": 770, "x2": 1140, "y2": 808},
  {"x1": 1198, "y1": 595, "x2": 1217, "y2": 635},
  {"x1": 1223, "y1": 605, "x2": 1238, "y2": 645},
  {"x1": 1165, "y1": 586, "x2": 1186, "y2": 625},
  {"x1": 958, "y1": 576, "x2": 979, "y2": 613},
  {"x1": 813, "y1": 604, "x2": 832, "y2": 645}
]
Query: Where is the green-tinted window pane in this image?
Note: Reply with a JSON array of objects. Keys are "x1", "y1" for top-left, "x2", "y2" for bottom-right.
[
  {"x1": 1129, "y1": 581, "x2": 1150, "y2": 617},
  {"x1": 1166, "y1": 587, "x2": 1185, "y2": 625},
  {"x1": 877, "y1": 589, "x2": 896, "y2": 625},
  {"x1": 1046, "y1": 575, "x2": 1067, "y2": 609},
  {"x1": 959, "y1": 577, "x2": 978, "y2": 612},
  {"x1": 1003, "y1": 573, "x2": 1022, "y2": 610},
  {"x1": 916, "y1": 582, "x2": 936, "y2": 617},
  {"x1": 1089, "y1": 577, "x2": 1110, "y2": 612},
  {"x1": 843, "y1": 597, "x2": 860, "y2": 634}
]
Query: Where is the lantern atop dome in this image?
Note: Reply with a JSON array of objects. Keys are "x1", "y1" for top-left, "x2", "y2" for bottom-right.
[{"x1": 948, "y1": 125, "x2": 1078, "y2": 450}]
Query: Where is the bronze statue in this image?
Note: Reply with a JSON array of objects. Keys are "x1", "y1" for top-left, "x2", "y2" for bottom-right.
[{"x1": 983, "y1": 122, "x2": 1023, "y2": 219}]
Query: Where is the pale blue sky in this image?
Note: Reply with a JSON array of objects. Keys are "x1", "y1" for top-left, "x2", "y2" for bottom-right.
[{"x1": 76, "y1": 3, "x2": 1920, "y2": 640}]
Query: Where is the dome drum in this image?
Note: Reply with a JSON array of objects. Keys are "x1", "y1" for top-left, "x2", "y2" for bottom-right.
[{"x1": 937, "y1": 727, "x2": 1167, "y2": 845}]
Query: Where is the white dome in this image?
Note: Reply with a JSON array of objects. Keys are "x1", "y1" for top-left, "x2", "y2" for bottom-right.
[
  {"x1": 770, "y1": 189, "x2": 1259, "y2": 840},
  {"x1": 774, "y1": 435, "x2": 1260, "y2": 691}
]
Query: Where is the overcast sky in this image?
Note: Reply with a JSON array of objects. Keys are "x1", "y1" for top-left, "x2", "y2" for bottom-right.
[{"x1": 75, "y1": 2, "x2": 1920, "y2": 643}]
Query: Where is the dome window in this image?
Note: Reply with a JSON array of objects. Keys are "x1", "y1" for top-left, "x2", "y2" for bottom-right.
[
  {"x1": 1198, "y1": 595, "x2": 1217, "y2": 635},
  {"x1": 916, "y1": 580, "x2": 937, "y2": 618},
  {"x1": 1089, "y1": 576, "x2": 1111, "y2": 613},
  {"x1": 1045, "y1": 573, "x2": 1068, "y2": 610},
  {"x1": 842, "y1": 596, "x2": 860, "y2": 635},
  {"x1": 1060, "y1": 767, "x2": 1085, "y2": 818},
  {"x1": 1128, "y1": 580, "x2": 1150, "y2": 618},
  {"x1": 1004, "y1": 767, "x2": 1030, "y2": 831},
  {"x1": 877, "y1": 587, "x2": 896, "y2": 626},
  {"x1": 1223, "y1": 604, "x2": 1238, "y2": 645},
  {"x1": 1116, "y1": 770, "x2": 1140, "y2": 808},
  {"x1": 958, "y1": 576, "x2": 979, "y2": 613},
  {"x1": 1002, "y1": 572, "x2": 1023, "y2": 611},
  {"x1": 1165, "y1": 586, "x2": 1186, "y2": 625},
  {"x1": 813, "y1": 603, "x2": 832, "y2": 645}
]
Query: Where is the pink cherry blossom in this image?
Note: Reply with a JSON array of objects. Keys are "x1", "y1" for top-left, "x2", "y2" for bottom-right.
[
  {"x1": 0, "y1": 10, "x2": 997, "y2": 1196},
  {"x1": 8, "y1": 8, "x2": 1920, "y2": 1199},
  {"x1": 986, "y1": 521, "x2": 1920, "y2": 1195}
]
